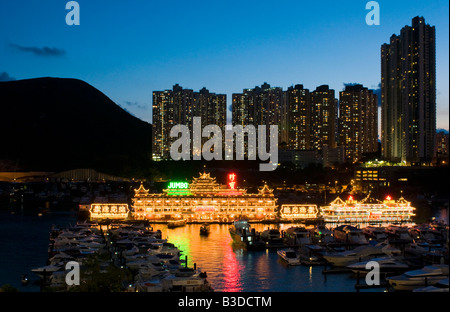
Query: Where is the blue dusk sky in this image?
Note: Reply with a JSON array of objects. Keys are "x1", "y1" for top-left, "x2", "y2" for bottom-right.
[{"x1": 1, "y1": 0, "x2": 449, "y2": 131}]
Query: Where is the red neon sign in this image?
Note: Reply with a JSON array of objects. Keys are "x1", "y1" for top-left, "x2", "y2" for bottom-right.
[
  {"x1": 386, "y1": 195, "x2": 392, "y2": 201},
  {"x1": 228, "y1": 173, "x2": 237, "y2": 189}
]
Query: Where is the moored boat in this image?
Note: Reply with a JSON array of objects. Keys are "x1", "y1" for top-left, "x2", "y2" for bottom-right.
[
  {"x1": 284, "y1": 227, "x2": 312, "y2": 246},
  {"x1": 333, "y1": 225, "x2": 368, "y2": 245},
  {"x1": 346, "y1": 257, "x2": 410, "y2": 275},
  {"x1": 387, "y1": 264, "x2": 449, "y2": 291},
  {"x1": 277, "y1": 249, "x2": 301, "y2": 266}
]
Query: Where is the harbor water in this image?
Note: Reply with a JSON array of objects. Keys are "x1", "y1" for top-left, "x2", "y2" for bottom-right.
[{"x1": 0, "y1": 207, "x2": 447, "y2": 292}]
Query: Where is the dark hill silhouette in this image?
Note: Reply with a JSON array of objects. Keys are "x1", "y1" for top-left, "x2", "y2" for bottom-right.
[{"x1": 0, "y1": 77, "x2": 152, "y2": 176}]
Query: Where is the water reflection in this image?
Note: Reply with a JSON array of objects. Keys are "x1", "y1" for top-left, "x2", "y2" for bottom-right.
[{"x1": 154, "y1": 223, "x2": 363, "y2": 292}]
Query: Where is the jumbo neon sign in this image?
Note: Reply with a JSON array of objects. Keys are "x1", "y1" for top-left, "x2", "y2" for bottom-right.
[{"x1": 168, "y1": 182, "x2": 189, "y2": 189}]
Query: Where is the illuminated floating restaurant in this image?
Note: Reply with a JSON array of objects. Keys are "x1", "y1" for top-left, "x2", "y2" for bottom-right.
[
  {"x1": 132, "y1": 172, "x2": 278, "y2": 223},
  {"x1": 320, "y1": 194, "x2": 416, "y2": 223}
]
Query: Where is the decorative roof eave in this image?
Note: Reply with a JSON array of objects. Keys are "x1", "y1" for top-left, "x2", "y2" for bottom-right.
[
  {"x1": 258, "y1": 184, "x2": 273, "y2": 195},
  {"x1": 134, "y1": 182, "x2": 149, "y2": 195},
  {"x1": 330, "y1": 197, "x2": 346, "y2": 206}
]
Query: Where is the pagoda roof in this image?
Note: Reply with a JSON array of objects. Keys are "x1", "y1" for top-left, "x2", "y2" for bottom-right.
[{"x1": 134, "y1": 182, "x2": 149, "y2": 195}]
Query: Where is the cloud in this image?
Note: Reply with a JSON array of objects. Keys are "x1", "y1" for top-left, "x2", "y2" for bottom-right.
[
  {"x1": 0, "y1": 72, "x2": 16, "y2": 81},
  {"x1": 122, "y1": 101, "x2": 148, "y2": 110},
  {"x1": 10, "y1": 43, "x2": 66, "y2": 57}
]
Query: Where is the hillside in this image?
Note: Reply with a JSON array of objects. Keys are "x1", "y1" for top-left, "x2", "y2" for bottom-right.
[{"x1": 0, "y1": 77, "x2": 152, "y2": 176}]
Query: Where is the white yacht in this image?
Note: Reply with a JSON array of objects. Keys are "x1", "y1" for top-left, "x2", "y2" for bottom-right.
[
  {"x1": 322, "y1": 245, "x2": 386, "y2": 267},
  {"x1": 387, "y1": 264, "x2": 449, "y2": 291},
  {"x1": 277, "y1": 249, "x2": 301, "y2": 266},
  {"x1": 346, "y1": 257, "x2": 410, "y2": 275}
]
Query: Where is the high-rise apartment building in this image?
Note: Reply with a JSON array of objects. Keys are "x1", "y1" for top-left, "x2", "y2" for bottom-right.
[
  {"x1": 232, "y1": 83, "x2": 284, "y2": 145},
  {"x1": 339, "y1": 84, "x2": 378, "y2": 162},
  {"x1": 152, "y1": 84, "x2": 227, "y2": 160},
  {"x1": 285, "y1": 84, "x2": 311, "y2": 150},
  {"x1": 381, "y1": 16, "x2": 436, "y2": 164},
  {"x1": 310, "y1": 85, "x2": 338, "y2": 150}
]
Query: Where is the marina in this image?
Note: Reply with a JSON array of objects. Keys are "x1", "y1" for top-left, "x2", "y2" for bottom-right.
[{"x1": 1, "y1": 207, "x2": 446, "y2": 293}]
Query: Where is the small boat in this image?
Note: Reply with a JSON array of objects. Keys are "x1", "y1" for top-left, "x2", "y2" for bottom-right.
[
  {"x1": 387, "y1": 264, "x2": 449, "y2": 291},
  {"x1": 199, "y1": 224, "x2": 210, "y2": 236},
  {"x1": 346, "y1": 257, "x2": 410, "y2": 275},
  {"x1": 277, "y1": 249, "x2": 301, "y2": 266},
  {"x1": 229, "y1": 220, "x2": 256, "y2": 246},
  {"x1": 167, "y1": 219, "x2": 186, "y2": 229}
]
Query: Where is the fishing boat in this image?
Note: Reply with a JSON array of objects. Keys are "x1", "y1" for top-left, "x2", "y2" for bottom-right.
[
  {"x1": 386, "y1": 264, "x2": 449, "y2": 291},
  {"x1": 167, "y1": 219, "x2": 187, "y2": 229},
  {"x1": 277, "y1": 249, "x2": 301, "y2": 266},
  {"x1": 199, "y1": 223, "x2": 210, "y2": 236}
]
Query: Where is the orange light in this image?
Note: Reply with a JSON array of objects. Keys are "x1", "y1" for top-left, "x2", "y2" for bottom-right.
[
  {"x1": 386, "y1": 195, "x2": 392, "y2": 201},
  {"x1": 348, "y1": 195, "x2": 354, "y2": 201}
]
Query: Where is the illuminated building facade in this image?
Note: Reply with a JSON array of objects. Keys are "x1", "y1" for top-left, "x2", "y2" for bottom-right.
[
  {"x1": 339, "y1": 84, "x2": 378, "y2": 162},
  {"x1": 132, "y1": 172, "x2": 278, "y2": 222},
  {"x1": 320, "y1": 195, "x2": 415, "y2": 223},
  {"x1": 152, "y1": 84, "x2": 227, "y2": 160},
  {"x1": 310, "y1": 85, "x2": 338, "y2": 151},
  {"x1": 232, "y1": 83, "x2": 285, "y2": 149},
  {"x1": 285, "y1": 84, "x2": 310, "y2": 150},
  {"x1": 381, "y1": 16, "x2": 436, "y2": 164}
]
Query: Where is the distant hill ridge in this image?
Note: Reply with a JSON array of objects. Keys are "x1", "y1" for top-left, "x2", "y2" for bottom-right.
[{"x1": 0, "y1": 77, "x2": 152, "y2": 176}]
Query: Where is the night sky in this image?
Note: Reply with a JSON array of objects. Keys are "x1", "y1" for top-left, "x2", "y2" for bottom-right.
[{"x1": 1, "y1": 0, "x2": 448, "y2": 131}]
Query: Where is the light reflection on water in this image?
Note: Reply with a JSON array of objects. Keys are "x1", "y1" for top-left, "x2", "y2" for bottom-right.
[{"x1": 156, "y1": 223, "x2": 366, "y2": 292}]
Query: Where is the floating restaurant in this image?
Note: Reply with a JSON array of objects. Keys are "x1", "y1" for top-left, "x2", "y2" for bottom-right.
[
  {"x1": 320, "y1": 194, "x2": 416, "y2": 223},
  {"x1": 132, "y1": 172, "x2": 278, "y2": 223},
  {"x1": 87, "y1": 173, "x2": 416, "y2": 225}
]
